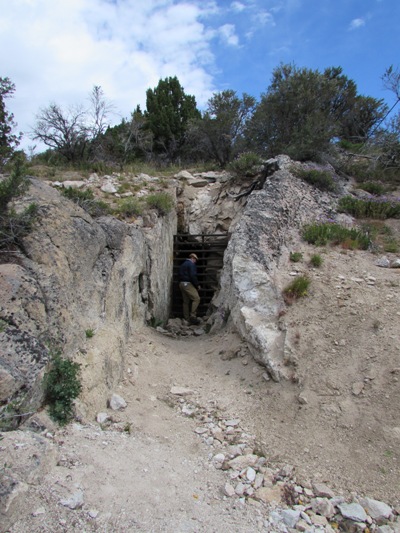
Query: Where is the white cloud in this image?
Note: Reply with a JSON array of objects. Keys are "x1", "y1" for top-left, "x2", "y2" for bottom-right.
[
  {"x1": 218, "y1": 24, "x2": 240, "y2": 47},
  {"x1": 0, "y1": 0, "x2": 218, "y2": 150},
  {"x1": 257, "y1": 11, "x2": 275, "y2": 26},
  {"x1": 231, "y1": 1, "x2": 247, "y2": 12},
  {"x1": 349, "y1": 17, "x2": 366, "y2": 30}
]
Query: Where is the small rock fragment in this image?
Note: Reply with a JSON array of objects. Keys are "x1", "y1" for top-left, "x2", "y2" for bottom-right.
[
  {"x1": 170, "y1": 386, "x2": 193, "y2": 396},
  {"x1": 108, "y1": 394, "x2": 127, "y2": 411}
]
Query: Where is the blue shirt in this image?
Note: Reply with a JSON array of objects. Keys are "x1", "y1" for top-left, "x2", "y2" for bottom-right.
[{"x1": 179, "y1": 259, "x2": 199, "y2": 288}]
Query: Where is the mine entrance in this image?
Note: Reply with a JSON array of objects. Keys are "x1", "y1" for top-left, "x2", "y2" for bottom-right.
[{"x1": 172, "y1": 233, "x2": 230, "y2": 318}]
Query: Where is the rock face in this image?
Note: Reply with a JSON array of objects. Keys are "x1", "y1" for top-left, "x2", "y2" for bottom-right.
[
  {"x1": 0, "y1": 158, "x2": 352, "y2": 417},
  {"x1": 0, "y1": 178, "x2": 176, "y2": 418},
  {"x1": 210, "y1": 156, "x2": 335, "y2": 380}
]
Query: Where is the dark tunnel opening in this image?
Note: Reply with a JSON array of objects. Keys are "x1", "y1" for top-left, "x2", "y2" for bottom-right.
[{"x1": 172, "y1": 233, "x2": 230, "y2": 318}]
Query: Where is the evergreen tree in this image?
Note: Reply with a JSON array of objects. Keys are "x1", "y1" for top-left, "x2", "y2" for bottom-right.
[
  {"x1": 145, "y1": 76, "x2": 200, "y2": 160},
  {"x1": 0, "y1": 77, "x2": 21, "y2": 169}
]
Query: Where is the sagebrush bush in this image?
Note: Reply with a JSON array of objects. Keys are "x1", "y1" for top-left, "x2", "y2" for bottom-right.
[
  {"x1": 43, "y1": 353, "x2": 82, "y2": 426},
  {"x1": 338, "y1": 195, "x2": 400, "y2": 219},
  {"x1": 145, "y1": 192, "x2": 174, "y2": 215},
  {"x1": 302, "y1": 221, "x2": 370, "y2": 250},
  {"x1": 283, "y1": 275, "x2": 311, "y2": 304}
]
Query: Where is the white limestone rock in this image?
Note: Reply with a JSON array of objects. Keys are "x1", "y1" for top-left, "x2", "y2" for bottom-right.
[{"x1": 108, "y1": 393, "x2": 127, "y2": 411}]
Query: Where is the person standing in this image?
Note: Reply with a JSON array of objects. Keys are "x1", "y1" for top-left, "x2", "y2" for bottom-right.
[{"x1": 179, "y1": 253, "x2": 201, "y2": 325}]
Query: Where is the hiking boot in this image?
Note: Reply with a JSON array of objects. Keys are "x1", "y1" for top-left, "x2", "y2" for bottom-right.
[{"x1": 189, "y1": 316, "x2": 200, "y2": 325}]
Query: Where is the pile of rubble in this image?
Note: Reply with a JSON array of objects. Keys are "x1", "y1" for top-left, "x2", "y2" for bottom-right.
[
  {"x1": 156, "y1": 317, "x2": 209, "y2": 337},
  {"x1": 170, "y1": 387, "x2": 400, "y2": 533}
]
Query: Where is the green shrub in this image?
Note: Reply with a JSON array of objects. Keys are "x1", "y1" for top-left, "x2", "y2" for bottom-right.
[
  {"x1": 228, "y1": 152, "x2": 263, "y2": 176},
  {"x1": 145, "y1": 192, "x2": 174, "y2": 215},
  {"x1": 61, "y1": 186, "x2": 110, "y2": 217},
  {"x1": 310, "y1": 254, "x2": 323, "y2": 267},
  {"x1": 0, "y1": 163, "x2": 38, "y2": 251},
  {"x1": 116, "y1": 196, "x2": 143, "y2": 218},
  {"x1": 43, "y1": 353, "x2": 82, "y2": 426},
  {"x1": 85, "y1": 329, "x2": 95, "y2": 338},
  {"x1": 358, "y1": 182, "x2": 387, "y2": 196},
  {"x1": 294, "y1": 168, "x2": 338, "y2": 192},
  {"x1": 283, "y1": 275, "x2": 311, "y2": 304},
  {"x1": 340, "y1": 160, "x2": 400, "y2": 187},
  {"x1": 62, "y1": 186, "x2": 93, "y2": 203},
  {"x1": 0, "y1": 398, "x2": 25, "y2": 431},
  {"x1": 360, "y1": 221, "x2": 399, "y2": 253},
  {"x1": 302, "y1": 221, "x2": 370, "y2": 250},
  {"x1": 338, "y1": 139, "x2": 365, "y2": 152},
  {"x1": 0, "y1": 162, "x2": 30, "y2": 212},
  {"x1": 338, "y1": 195, "x2": 400, "y2": 219},
  {"x1": 289, "y1": 252, "x2": 303, "y2": 263}
]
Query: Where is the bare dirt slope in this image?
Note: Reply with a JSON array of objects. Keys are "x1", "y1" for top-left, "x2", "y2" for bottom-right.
[{"x1": 4, "y1": 228, "x2": 400, "y2": 532}]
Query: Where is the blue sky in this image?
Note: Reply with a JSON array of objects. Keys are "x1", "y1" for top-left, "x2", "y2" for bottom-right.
[{"x1": 1, "y1": 0, "x2": 399, "y2": 151}]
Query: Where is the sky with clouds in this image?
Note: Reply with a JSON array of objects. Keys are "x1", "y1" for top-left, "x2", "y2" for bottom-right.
[{"x1": 1, "y1": 0, "x2": 399, "y2": 151}]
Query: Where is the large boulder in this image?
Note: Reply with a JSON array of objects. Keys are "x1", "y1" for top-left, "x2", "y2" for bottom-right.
[{"x1": 211, "y1": 156, "x2": 335, "y2": 380}]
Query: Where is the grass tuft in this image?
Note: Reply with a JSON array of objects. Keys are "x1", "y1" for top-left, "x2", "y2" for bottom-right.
[
  {"x1": 289, "y1": 252, "x2": 303, "y2": 263},
  {"x1": 310, "y1": 254, "x2": 323, "y2": 267},
  {"x1": 283, "y1": 275, "x2": 311, "y2": 304}
]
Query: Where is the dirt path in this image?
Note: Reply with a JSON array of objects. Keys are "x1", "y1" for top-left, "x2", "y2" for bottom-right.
[
  {"x1": 4, "y1": 237, "x2": 400, "y2": 531},
  {"x1": 6, "y1": 328, "x2": 268, "y2": 532}
]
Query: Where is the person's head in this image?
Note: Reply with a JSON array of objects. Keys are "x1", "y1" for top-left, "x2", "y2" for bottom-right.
[{"x1": 189, "y1": 253, "x2": 198, "y2": 263}]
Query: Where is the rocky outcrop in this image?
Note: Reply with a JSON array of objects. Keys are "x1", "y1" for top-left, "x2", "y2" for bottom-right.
[
  {"x1": 210, "y1": 156, "x2": 337, "y2": 380},
  {"x1": 0, "y1": 178, "x2": 176, "y2": 419}
]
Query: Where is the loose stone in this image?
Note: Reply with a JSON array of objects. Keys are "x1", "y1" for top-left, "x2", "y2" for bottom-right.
[{"x1": 337, "y1": 502, "x2": 368, "y2": 522}]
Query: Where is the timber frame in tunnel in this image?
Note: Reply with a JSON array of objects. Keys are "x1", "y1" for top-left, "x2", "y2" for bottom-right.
[{"x1": 172, "y1": 233, "x2": 230, "y2": 318}]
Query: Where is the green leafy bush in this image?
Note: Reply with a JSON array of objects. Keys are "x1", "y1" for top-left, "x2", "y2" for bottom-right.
[
  {"x1": 228, "y1": 152, "x2": 262, "y2": 175},
  {"x1": 43, "y1": 354, "x2": 82, "y2": 426},
  {"x1": 85, "y1": 329, "x2": 95, "y2": 338},
  {"x1": 145, "y1": 192, "x2": 174, "y2": 215},
  {"x1": 310, "y1": 253, "x2": 323, "y2": 267},
  {"x1": 294, "y1": 168, "x2": 338, "y2": 192},
  {"x1": 302, "y1": 221, "x2": 370, "y2": 250},
  {"x1": 283, "y1": 275, "x2": 311, "y2": 304},
  {"x1": 338, "y1": 195, "x2": 400, "y2": 219}
]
